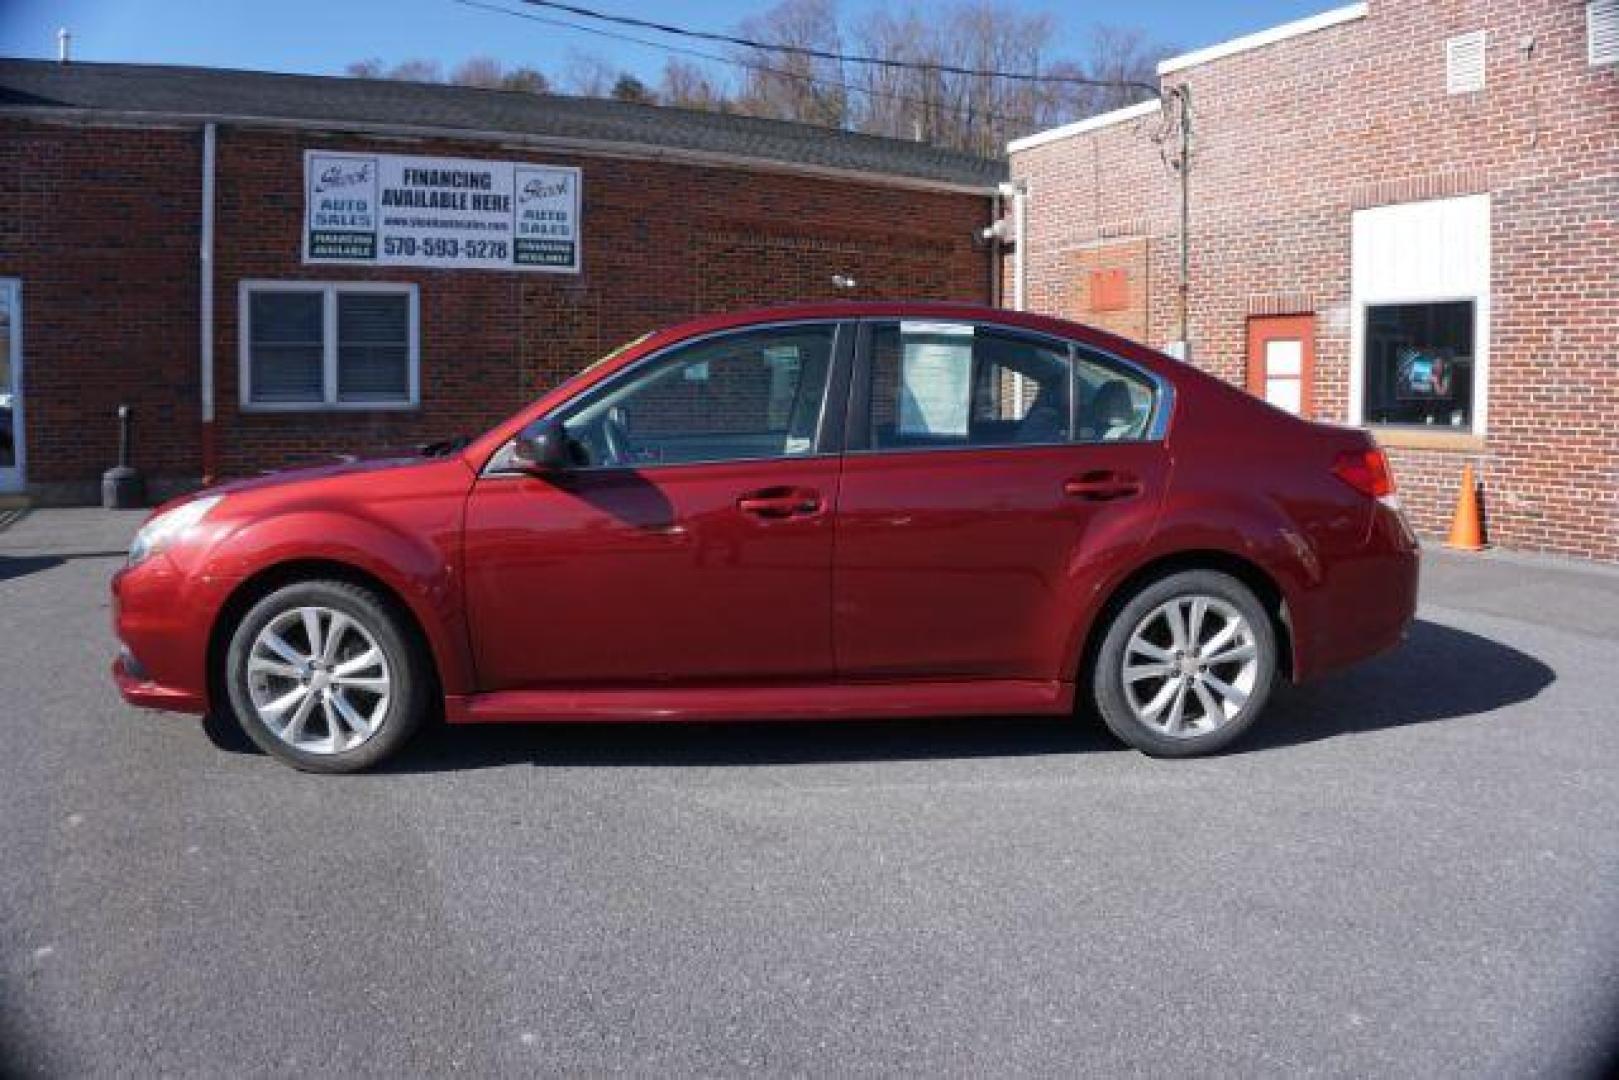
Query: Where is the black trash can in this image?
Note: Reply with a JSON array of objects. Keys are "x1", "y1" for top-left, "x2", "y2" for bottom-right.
[{"x1": 101, "y1": 405, "x2": 146, "y2": 509}]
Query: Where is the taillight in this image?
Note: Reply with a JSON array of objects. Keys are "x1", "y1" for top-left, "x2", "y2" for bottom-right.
[{"x1": 1332, "y1": 447, "x2": 1395, "y2": 499}]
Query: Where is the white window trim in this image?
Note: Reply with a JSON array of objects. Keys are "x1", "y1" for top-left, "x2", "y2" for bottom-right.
[
  {"x1": 1349, "y1": 194, "x2": 1491, "y2": 438},
  {"x1": 238, "y1": 280, "x2": 420, "y2": 412},
  {"x1": 1592, "y1": 0, "x2": 1619, "y2": 66}
]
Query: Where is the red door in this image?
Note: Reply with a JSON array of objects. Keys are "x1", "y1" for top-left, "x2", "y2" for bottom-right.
[
  {"x1": 463, "y1": 323, "x2": 842, "y2": 691},
  {"x1": 1246, "y1": 315, "x2": 1315, "y2": 418},
  {"x1": 832, "y1": 321, "x2": 1169, "y2": 681}
]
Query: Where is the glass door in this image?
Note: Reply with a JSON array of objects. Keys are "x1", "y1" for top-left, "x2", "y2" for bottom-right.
[{"x1": 0, "y1": 280, "x2": 22, "y2": 493}]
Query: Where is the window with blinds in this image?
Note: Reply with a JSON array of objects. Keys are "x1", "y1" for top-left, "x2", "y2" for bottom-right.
[
  {"x1": 337, "y1": 293, "x2": 410, "y2": 403},
  {"x1": 241, "y1": 283, "x2": 417, "y2": 409},
  {"x1": 248, "y1": 290, "x2": 324, "y2": 404},
  {"x1": 1592, "y1": 0, "x2": 1619, "y2": 65}
]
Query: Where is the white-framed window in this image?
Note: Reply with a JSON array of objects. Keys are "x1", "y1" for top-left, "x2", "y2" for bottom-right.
[
  {"x1": 1349, "y1": 194, "x2": 1491, "y2": 437},
  {"x1": 1592, "y1": 0, "x2": 1619, "y2": 65},
  {"x1": 239, "y1": 281, "x2": 419, "y2": 411}
]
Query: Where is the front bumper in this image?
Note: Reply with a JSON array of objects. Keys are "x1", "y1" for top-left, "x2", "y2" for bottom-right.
[
  {"x1": 112, "y1": 650, "x2": 206, "y2": 712},
  {"x1": 110, "y1": 558, "x2": 221, "y2": 715}
]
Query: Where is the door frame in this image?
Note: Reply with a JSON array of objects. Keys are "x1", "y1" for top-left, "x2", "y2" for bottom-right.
[
  {"x1": 463, "y1": 319, "x2": 855, "y2": 692},
  {"x1": 1246, "y1": 313, "x2": 1315, "y2": 418},
  {"x1": 0, "y1": 278, "x2": 24, "y2": 494}
]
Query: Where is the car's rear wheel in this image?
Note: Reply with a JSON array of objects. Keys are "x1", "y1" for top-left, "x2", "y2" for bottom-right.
[
  {"x1": 1090, "y1": 570, "x2": 1277, "y2": 757},
  {"x1": 224, "y1": 580, "x2": 427, "y2": 772}
]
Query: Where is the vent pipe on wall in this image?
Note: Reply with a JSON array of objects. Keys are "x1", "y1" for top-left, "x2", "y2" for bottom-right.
[{"x1": 994, "y1": 180, "x2": 1028, "y2": 312}]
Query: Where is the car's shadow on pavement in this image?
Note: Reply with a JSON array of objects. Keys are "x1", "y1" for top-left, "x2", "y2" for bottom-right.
[
  {"x1": 0, "y1": 551, "x2": 128, "y2": 584},
  {"x1": 0, "y1": 555, "x2": 64, "y2": 583},
  {"x1": 202, "y1": 618, "x2": 1555, "y2": 772},
  {"x1": 1235, "y1": 618, "x2": 1555, "y2": 754}
]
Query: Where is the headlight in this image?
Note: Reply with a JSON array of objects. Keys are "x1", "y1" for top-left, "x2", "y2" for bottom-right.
[{"x1": 128, "y1": 495, "x2": 224, "y2": 567}]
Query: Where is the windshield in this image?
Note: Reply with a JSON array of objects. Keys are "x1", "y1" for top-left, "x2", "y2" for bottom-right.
[{"x1": 576, "y1": 331, "x2": 654, "y2": 380}]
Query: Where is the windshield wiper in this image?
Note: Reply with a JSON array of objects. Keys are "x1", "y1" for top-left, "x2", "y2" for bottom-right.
[{"x1": 418, "y1": 435, "x2": 470, "y2": 458}]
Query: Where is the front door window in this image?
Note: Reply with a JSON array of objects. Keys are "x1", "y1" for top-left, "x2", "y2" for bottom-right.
[{"x1": 561, "y1": 325, "x2": 836, "y2": 469}]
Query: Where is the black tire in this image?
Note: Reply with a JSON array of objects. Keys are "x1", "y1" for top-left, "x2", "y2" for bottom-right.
[
  {"x1": 224, "y1": 579, "x2": 428, "y2": 773},
  {"x1": 1089, "y1": 569, "x2": 1277, "y2": 757}
]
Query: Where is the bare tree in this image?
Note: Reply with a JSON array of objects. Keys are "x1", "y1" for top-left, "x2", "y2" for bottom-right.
[
  {"x1": 661, "y1": 58, "x2": 727, "y2": 111},
  {"x1": 845, "y1": 5, "x2": 1166, "y2": 155},
  {"x1": 562, "y1": 52, "x2": 617, "y2": 98},
  {"x1": 341, "y1": 3, "x2": 1169, "y2": 155},
  {"x1": 611, "y1": 74, "x2": 656, "y2": 104},
  {"x1": 450, "y1": 55, "x2": 506, "y2": 89},
  {"x1": 731, "y1": 0, "x2": 848, "y2": 128},
  {"x1": 501, "y1": 66, "x2": 551, "y2": 94},
  {"x1": 385, "y1": 58, "x2": 444, "y2": 83},
  {"x1": 1080, "y1": 25, "x2": 1164, "y2": 113}
]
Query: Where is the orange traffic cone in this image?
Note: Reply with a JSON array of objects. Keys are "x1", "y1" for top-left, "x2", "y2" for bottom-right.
[{"x1": 1445, "y1": 464, "x2": 1487, "y2": 551}]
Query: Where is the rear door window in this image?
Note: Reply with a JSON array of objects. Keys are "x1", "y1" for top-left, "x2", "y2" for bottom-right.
[
  {"x1": 1073, "y1": 350, "x2": 1156, "y2": 443},
  {"x1": 865, "y1": 322, "x2": 1072, "y2": 450}
]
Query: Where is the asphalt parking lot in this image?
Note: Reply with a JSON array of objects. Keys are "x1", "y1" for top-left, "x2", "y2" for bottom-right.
[{"x1": 1, "y1": 508, "x2": 1616, "y2": 1077}]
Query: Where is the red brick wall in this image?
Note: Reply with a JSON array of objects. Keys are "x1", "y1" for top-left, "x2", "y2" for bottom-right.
[
  {"x1": 212, "y1": 129, "x2": 990, "y2": 480},
  {"x1": 0, "y1": 121, "x2": 203, "y2": 498},
  {"x1": 0, "y1": 119, "x2": 991, "y2": 496},
  {"x1": 1011, "y1": 0, "x2": 1619, "y2": 561},
  {"x1": 1061, "y1": 239, "x2": 1150, "y2": 342}
]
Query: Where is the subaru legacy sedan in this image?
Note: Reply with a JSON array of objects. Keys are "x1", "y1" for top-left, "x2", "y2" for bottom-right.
[{"x1": 113, "y1": 303, "x2": 1418, "y2": 772}]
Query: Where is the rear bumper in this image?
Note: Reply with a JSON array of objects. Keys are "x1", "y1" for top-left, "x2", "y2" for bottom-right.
[{"x1": 1291, "y1": 503, "x2": 1420, "y2": 681}]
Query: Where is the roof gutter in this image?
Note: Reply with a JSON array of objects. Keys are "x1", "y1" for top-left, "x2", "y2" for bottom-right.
[
  {"x1": 1156, "y1": 2, "x2": 1368, "y2": 75},
  {"x1": 0, "y1": 105, "x2": 1001, "y2": 197}
]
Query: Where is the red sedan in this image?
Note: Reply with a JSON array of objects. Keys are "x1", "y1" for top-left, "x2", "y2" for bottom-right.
[{"x1": 112, "y1": 303, "x2": 1418, "y2": 772}]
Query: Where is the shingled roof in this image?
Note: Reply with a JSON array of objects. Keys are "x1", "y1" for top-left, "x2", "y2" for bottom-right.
[{"x1": 0, "y1": 58, "x2": 1004, "y2": 190}]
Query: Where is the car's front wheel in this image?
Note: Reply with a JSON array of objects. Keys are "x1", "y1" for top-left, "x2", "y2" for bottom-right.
[
  {"x1": 224, "y1": 579, "x2": 427, "y2": 772},
  {"x1": 1090, "y1": 569, "x2": 1277, "y2": 757}
]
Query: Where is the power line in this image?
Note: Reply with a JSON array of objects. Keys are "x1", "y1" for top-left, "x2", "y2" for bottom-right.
[
  {"x1": 451, "y1": 0, "x2": 1190, "y2": 352},
  {"x1": 450, "y1": 0, "x2": 1054, "y2": 132},
  {"x1": 505, "y1": 0, "x2": 1159, "y2": 95}
]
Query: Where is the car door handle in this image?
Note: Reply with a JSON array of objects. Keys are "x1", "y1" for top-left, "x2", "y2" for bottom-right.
[
  {"x1": 1063, "y1": 472, "x2": 1142, "y2": 502},
  {"x1": 736, "y1": 487, "x2": 824, "y2": 519}
]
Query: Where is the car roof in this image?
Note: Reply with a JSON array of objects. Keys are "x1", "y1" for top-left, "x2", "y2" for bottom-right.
[
  {"x1": 462, "y1": 301, "x2": 1206, "y2": 469},
  {"x1": 649, "y1": 301, "x2": 1180, "y2": 375}
]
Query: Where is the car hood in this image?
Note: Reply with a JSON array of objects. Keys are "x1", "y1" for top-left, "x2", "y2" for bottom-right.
[{"x1": 205, "y1": 453, "x2": 438, "y2": 498}]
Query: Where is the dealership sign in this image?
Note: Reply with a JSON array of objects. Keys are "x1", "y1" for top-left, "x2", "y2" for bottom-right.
[{"x1": 304, "y1": 151, "x2": 581, "y2": 273}]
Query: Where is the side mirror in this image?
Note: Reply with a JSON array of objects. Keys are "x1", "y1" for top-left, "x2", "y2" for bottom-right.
[{"x1": 512, "y1": 418, "x2": 572, "y2": 473}]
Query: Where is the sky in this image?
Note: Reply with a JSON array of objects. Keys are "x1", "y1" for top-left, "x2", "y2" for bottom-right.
[{"x1": 1, "y1": 0, "x2": 1342, "y2": 86}]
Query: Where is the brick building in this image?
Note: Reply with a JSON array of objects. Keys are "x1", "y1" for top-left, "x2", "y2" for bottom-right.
[
  {"x1": 0, "y1": 59, "x2": 999, "y2": 502},
  {"x1": 1007, "y1": 0, "x2": 1618, "y2": 560}
]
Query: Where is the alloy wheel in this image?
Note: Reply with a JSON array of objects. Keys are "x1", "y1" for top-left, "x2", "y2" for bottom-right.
[
  {"x1": 245, "y1": 606, "x2": 392, "y2": 754},
  {"x1": 1120, "y1": 594, "x2": 1260, "y2": 738}
]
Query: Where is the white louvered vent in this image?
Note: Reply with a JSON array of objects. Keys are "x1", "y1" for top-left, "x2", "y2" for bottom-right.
[
  {"x1": 1446, "y1": 31, "x2": 1487, "y2": 93},
  {"x1": 1592, "y1": 1, "x2": 1619, "y2": 65}
]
